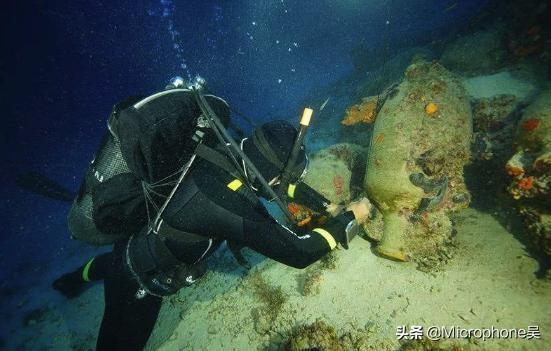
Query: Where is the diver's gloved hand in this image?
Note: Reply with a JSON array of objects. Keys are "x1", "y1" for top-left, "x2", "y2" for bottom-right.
[
  {"x1": 346, "y1": 197, "x2": 372, "y2": 224},
  {"x1": 322, "y1": 211, "x2": 357, "y2": 249},
  {"x1": 321, "y1": 198, "x2": 372, "y2": 249}
]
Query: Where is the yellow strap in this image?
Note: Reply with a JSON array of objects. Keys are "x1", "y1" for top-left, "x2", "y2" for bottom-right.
[
  {"x1": 287, "y1": 183, "x2": 297, "y2": 198},
  {"x1": 312, "y1": 228, "x2": 337, "y2": 250},
  {"x1": 227, "y1": 179, "x2": 243, "y2": 191},
  {"x1": 82, "y1": 257, "x2": 95, "y2": 282}
]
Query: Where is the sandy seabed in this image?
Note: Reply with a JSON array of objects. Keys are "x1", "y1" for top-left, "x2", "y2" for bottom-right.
[
  {"x1": 9, "y1": 203, "x2": 550, "y2": 351},
  {"x1": 140, "y1": 207, "x2": 550, "y2": 351}
]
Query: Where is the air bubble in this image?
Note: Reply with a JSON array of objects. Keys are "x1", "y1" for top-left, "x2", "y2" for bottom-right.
[{"x1": 158, "y1": 0, "x2": 191, "y2": 80}]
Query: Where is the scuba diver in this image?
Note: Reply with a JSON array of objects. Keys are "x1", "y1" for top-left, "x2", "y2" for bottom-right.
[{"x1": 47, "y1": 77, "x2": 370, "y2": 350}]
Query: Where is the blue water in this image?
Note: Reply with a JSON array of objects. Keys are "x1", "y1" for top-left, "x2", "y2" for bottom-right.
[{"x1": 1, "y1": 0, "x2": 490, "y2": 349}]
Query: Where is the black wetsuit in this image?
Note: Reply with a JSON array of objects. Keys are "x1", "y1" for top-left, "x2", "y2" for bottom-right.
[
  {"x1": 69, "y1": 152, "x2": 354, "y2": 350},
  {"x1": 161, "y1": 151, "x2": 354, "y2": 268},
  {"x1": 81, "y1": 247, "x2": 163, "y2": 350}
]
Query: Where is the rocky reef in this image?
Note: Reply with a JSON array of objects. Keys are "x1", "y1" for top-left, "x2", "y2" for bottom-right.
[
  {"x1": 505, "y1": 89, "x2": 551, "y2": 265},
  {"x1": 284, "y1": 319, "x2": 345, "y2": 351},
  {"x1": 440, "y1": 25, "x2": 509, "y2": 76},
  {"x1": 283, "y1": 319, "x2": 373, "y2": 351}
]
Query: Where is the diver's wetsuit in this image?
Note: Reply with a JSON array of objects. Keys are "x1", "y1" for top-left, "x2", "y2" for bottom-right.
[
  {"x1": 59, "y1": 152, "x2": 354, "y2": 350},
  {"x1": 80, "y1": 247, "x2": 163, "y2": 350},
  {"x1": 160, "y1": 151, "x2": 354, "y2": 268},
  {"x1": 53, "y1": 248, "x2": 160, "y2": 350}
]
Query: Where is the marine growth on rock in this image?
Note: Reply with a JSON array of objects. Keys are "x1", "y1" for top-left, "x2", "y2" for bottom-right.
[{"x1": 341, "y1": 96, "x2": 379, "y2": 126}]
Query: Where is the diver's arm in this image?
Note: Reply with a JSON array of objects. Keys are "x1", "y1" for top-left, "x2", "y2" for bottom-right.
[
  {"x1": 285, "y1": 182, "x2": 330, "y2": 213},
  {"x1": 161, "y1": 188, "x2": 353, "y2": 269},
  {"x1": 161, "y1": 172, "x2": 356, "y2": 269},
  {"x1": 241, "y1": 211, "x2": 355, "y2": 269}
]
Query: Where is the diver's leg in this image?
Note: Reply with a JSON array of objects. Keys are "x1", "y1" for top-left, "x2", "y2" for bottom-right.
[
  {"x1": 52, "y1": 252, "x2": 113, "y2": 298},
  {"x1": 117, "y1": 292, "x2": 162, "y2": 349},
  {"x1": 96, "y1": 265, "x2": 162, "y2": 350}
]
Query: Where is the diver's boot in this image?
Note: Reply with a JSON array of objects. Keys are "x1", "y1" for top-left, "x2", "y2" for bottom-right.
[
  {"x1": 52, "y1": 258, "x2": 95, "y2": 298},
  {"x1": 52, "y1": 270, "x2": 85, "y2": 298}
]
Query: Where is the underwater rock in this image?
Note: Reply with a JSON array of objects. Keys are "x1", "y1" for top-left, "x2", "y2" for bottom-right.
[
  {"x1": 303, "y1": 143, "x2": 367, "y2": 205},
  {"x1": 465, "y1": 87, "x2": 530, "y2": 216},
  {"x1": 519, "y1": 205, "x2": 551, "y2": 258},
  {"x1": 341, "y1": 95, "x2": 379, "y2": 126},
  {"x1": 508, "y1": 26, "x2": 546, "y2": 58},
  {"x1": 506, "y1": 89, "x2": 551, "y2": 199},
  {"x1": 364, "y1": 59, "x2": 472, "y2": 264},
  {"x1": 407, "y1": 212, "x2": 456, "y2": 272},
  {"x1": 461, "y1": 71, "x2": 537, "y2": 101},
  {"x1": 505, "y1": 1, "x2": 549, "y2": 60},
  {"x1": 23, "y1": 306, "x2": 51, "y2": 327},
  {"x1": 283, "y1": 319, "x2": 373, "y2": 351},
  {"x1": 472, "y1": 94, "x2": 518, "y2": 133},
  {"x1": 284, "y1": 320, "x2": 345, "y2": 351},
  {"x1": 471, "y1": 94, "x2": 523, "y2": 162},
  {"x1": 440, "y1": 24, "x2": 508, "y2": 76},
  {"x1": 506, "y1": 89, "x2": 551, "y2": 259}
]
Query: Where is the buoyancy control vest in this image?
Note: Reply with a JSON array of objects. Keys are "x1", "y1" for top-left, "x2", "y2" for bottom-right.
[
  {"x1": 67, "y1": 88, "x2": 230, "y2": 245},
  {"x1": 124, "y1": 145, "x2": 260, "y2": 295}
]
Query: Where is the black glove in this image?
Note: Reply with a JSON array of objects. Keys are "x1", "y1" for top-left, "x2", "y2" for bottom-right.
[{"x1": 321, "y1": 211, "x2": 357, "y2": 249}]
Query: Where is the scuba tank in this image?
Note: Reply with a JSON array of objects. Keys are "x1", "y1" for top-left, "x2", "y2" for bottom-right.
[
  {"x1": 67, "y1": 97, "x2": 141, "y2": 245},
  {"x1": 68, "y1": 79, "x2": 231, "y2": 246}
]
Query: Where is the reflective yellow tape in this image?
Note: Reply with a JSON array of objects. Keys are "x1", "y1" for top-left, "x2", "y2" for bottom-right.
[
  {"x1": 82, "y1": 257, "x2": 95, "y2": 282},
  {"x1": 312, "y1": 228, "x2": 337, "y2": 250},
  {"x1": 300, "y1": 108, "x2": 313, "y2": 126},
  {"x1": 227, "y1": 179, "x2": 243, "y2": 191},
  {"x1": 287, "y1": 183, "x2": 297, "y2": 198}
]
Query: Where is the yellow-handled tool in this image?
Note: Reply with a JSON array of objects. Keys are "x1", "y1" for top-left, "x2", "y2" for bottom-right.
[{"x1": 279, "y1": 108, "x2": 314, "y2": 202}]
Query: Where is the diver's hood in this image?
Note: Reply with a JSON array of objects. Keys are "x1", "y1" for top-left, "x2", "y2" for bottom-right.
[{"x1": 242, "y1": 120, "x2": 307, "y2": 188}]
